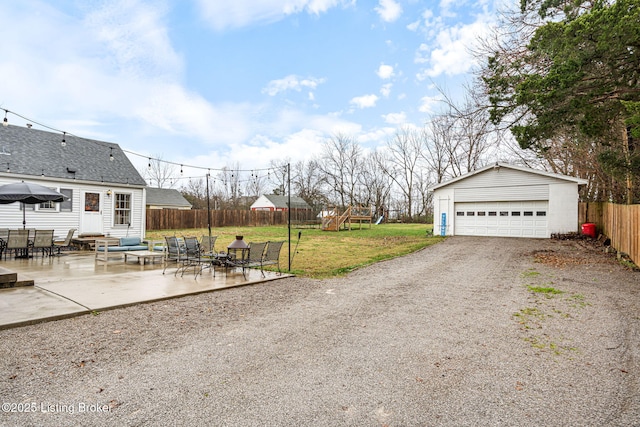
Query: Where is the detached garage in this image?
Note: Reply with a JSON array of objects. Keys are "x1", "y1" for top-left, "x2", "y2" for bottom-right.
[{"x1": 430, "y1": 163, "x2": 587, "y2": 238}]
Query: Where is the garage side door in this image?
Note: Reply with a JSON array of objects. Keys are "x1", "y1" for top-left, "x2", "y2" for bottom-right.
[{"x1": 454, "y1": 201, "x2": 549, "y2": 238}]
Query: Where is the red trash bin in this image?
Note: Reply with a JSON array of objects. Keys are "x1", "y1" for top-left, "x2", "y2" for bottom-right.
[{"x1": 581, "y1": 223, "x2": 596, "y2": 238}]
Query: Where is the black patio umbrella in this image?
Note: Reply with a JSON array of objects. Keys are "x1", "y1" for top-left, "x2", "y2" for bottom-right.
[{"x1": 0, "y1": 181, "x2": 68, "y2": 229}]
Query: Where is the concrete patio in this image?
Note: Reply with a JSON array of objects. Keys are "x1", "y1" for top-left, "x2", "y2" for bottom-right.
[{"x1": 0, "y1": 251, "x2": 289, "y2": 330}]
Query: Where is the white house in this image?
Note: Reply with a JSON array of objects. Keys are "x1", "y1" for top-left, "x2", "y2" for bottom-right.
[
  {"x1": 429, "y1": 163, "x2": 588, "y2": 238},
  {"x1": 250, "y1": 194, "x2": 311, "y2": 211},
  {"x1": 0, "y1": 124, "x2": 147, "y2": 239}
]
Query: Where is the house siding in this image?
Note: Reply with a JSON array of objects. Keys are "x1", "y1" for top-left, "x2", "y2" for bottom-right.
[
  {"x1": 0, "y1": 177, "x2": 144, "y2": 239},
  {"x1": 430, "y1": 164, "x2": 586, "y2": 239}
]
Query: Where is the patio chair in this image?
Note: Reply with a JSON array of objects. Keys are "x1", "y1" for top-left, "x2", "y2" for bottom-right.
[
  {"x1": 263, "y1": 241, "x2": 284, "y2": 274},
  {"x1": 31, "y1": 229, "x2": 54, "y2": 257},
  {"x1": 162, "y1": 236, "x2": 186, "y2": 275},
  {"x1": 0, "y1": 228, "x2": 8, "y2": 259},
  {"x1": 53, "y1": 228, "x2": 76, "y2": 255},
  {"x1": 244, "y1": 241, "x2": 267, "y2": 277},
  {"x1": 5, "y1": 229, "x2": 30, "y2": 259},
  {"x1": 199, "y1": 235, "x2": 218, "y2": 255},
  {"x1": 180, "y1": 236, "x2": 205, "y2": 278},
  {"x1": 197, "y1": 235, "x2": 219, "y2": 277}
]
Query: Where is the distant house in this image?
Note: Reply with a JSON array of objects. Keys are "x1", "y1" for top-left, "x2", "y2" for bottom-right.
[
  {"x1": 0, "y1": 124, "x2": 147, "y2": 238},
  {"x1": 146, "y1": 187, "x2": 192, "y2": 210},
  {"x1": 250, "y1": 194, "x2": 311, "y2": 212}
]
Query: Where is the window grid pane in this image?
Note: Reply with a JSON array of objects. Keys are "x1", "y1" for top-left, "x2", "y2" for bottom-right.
[{"x1": 114, "y1": 193, "x2": 131, "y2": 225}]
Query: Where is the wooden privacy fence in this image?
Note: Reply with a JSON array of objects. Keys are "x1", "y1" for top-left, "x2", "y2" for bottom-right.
[
  {"x1": 579, "y1": 202, "x2": 640, "y2": 266},
  {"x1": 146, "y1": 208, "x2": 316, "y2": 230}
]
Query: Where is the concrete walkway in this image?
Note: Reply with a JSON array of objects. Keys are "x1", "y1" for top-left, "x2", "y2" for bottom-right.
[{"x1": 0, "y1": 252, "x2": 289, "y2": 329}]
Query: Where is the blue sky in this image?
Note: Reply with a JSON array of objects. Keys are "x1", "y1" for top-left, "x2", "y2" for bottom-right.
[{"x1": 0, "y1": 0, "x2": 498, "y2": 179}]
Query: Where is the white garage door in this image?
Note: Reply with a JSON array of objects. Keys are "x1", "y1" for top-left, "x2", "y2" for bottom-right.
[{"x1": 454, "y1": 201, "x2": 549, "y2": 238}]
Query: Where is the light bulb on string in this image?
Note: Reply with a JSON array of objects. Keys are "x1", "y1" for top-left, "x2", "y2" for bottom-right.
[
  {"x1": 2, "y1": 110, "x2": 8, "y2": 127},
  {"x1": 109, "y1": 147, "x2": 114, "y2": 161},
  {"x1": 61, "y1": 132, "x2": 66, "y2": 147},
  {"x1": 148, "y1": 158, "x2": 151, "y2": 169},
  {"x1": 180, "y1": 165, "x2": 183, "y2": 175}
]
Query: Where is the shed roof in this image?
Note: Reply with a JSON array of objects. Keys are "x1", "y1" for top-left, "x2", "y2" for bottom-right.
[
  {"x1": 146, "y1": 187, "x2": 192, "y2": 208},
  {"x1": 0, "y1": 124, "x2": 146, "y2": 186},
  {"x1": 429, "y1": 162, "x2": 588, "y2": 192}
]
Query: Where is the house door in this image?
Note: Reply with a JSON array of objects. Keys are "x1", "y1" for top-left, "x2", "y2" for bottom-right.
[{"x1": 80, "y1": 191, "x2": 104, "y2": 235}]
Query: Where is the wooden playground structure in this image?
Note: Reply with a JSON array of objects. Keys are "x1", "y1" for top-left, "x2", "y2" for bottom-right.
[{"x1": 321, "y1": 205, "x2": 374, "y2": 231}]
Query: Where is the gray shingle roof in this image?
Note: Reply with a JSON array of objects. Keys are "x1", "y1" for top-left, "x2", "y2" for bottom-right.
[
  {"x1": 0, "y1": 124, "x2": 146, "y2": 186},
  {"x1": 146, "y1": 187, "x2": 192, "y2": 208},
  {"x1": 263, "y1": 194, "x2": 311, "y2": 209}
]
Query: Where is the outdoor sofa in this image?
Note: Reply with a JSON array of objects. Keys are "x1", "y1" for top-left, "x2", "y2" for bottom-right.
[{"x1": 95, "y1": 237, "x2": 149, "y2": 262}]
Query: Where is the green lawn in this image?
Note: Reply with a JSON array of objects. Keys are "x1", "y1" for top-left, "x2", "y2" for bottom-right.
[{"x1": 146, "y1": 224, "x2": 444, "y2": 278}]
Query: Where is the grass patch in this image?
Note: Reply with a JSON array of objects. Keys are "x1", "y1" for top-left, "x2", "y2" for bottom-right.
[
  {"x1": 527, "y1": 285, "x2": 564, "y2": 296},
  {"x1": 145, "y1": 223, "x2": 443, "y2": 278},
  {"x1": 521, "y1": 269, "x2": 541, "y2": 278}
]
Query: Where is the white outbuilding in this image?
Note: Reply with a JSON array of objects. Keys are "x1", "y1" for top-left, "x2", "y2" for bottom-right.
[{"x1": 430, "y1": 163, "x2": 588, "y2": 238}]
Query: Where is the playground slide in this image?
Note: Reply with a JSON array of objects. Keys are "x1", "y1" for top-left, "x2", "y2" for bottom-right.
[{"x1": 375, "y1": 216, "x2": 384, "y2": 225}]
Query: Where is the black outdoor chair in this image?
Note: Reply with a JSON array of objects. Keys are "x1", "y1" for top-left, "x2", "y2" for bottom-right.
[
  {"x1": 162, "y1": 236, "x2": 186, "y2": 275},
  {"x1": 180, "y1": 236, "x2": 204, "y2": 278}
]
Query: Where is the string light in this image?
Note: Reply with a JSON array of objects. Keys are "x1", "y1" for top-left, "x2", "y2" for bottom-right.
[
  {"x1": 6, "y1": 163, "x2": 9, "y2": 173},
  {"x1": 0, "y1": 107, "x2": 283, "y2": 178}
]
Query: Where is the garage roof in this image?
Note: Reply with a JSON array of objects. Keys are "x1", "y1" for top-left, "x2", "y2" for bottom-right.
[{"x1": 429, "y1": 162, "x2": 588, "y2": 192}]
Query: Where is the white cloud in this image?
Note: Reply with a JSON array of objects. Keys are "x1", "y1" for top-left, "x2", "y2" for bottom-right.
[
  {"x1": 374, "y1": 0, "x2": 402, "y2": 23},
  {"x1": 418, "y1": 95, "x2": 443, "y2": 114},
  {"x1": 415, "y1": 13, "x2": 495, "y2": 78},
  {"x1": 380, "y1": 83, "x2": 393, "y2": 98},
  {"x1": 376, "y1": 64, "x2": 395, "y2": 79},
  {"x1": 407, "y1": 20, "x2": 420, "y2": 32},
  {"x1": 382, "y1": 112, "x2": 407, "y2": 124},
  {"x1": 262, "y1": 75, "x2": 326, "y2": 96},
  {"x1": 350, "y1": 94, "x2": 379, "y2": 109},
  {"x1": 195, "y1": 0, "x2": 351, "y2": 31}
]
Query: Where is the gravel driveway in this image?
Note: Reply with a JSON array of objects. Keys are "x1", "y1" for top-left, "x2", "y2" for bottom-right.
[{"x1": 1, "y1": 236, "x2": 639, "y2": 426}]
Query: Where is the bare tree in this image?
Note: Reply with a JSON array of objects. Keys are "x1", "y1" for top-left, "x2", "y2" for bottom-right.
[
  {"x1": 318, "y1": 134, "x2": 363, "y2": 208},
  {"x1": 292, "y1": 159, "x2": 328, "y2": 209},
  {"x1": 180, "y1": 177, "x2": 207, "y2": 209},
  {"x1": 268, "y1": 159, "x2": 290, "y2": 196},
  {"x1": 216, "y1": 163, "x2": 243, "y2": 209},
  {"x1": 360, "y1": 151, "x2": 393, "y2": 219},
  {"x1": 244, "y1": 169, "x2": 268, "y2": 199},
  {"x1": 422, "y1": 116, "x2": 454, "y2": 183},
  {"x1": 378, "y1": 128, "x2": 423, "y2": 221},
  {"x1": 141, "y1": 155, "x2": 177, "y2": 188}
]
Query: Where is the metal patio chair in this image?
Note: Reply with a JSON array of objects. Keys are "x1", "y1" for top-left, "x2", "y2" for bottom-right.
[
  {"x1": 53, "y1": 228, "x2": 76, "y2": 255},
  {"x1": 162, "y1": 236, "x2": 186, "y2": 275},
  {"x1": 5, "y1": 229, "x2": 30, "y2": 259},
  {"x1": 262, "y1": 241, "x2": 284, "y2": 274},
  {"x1": 31, "y1": 229, "x2": 54, "y2": 257},
  {"x1": 180, "y1": 236, "x2": 204, "y2": 278},
  {"x1": 244, "y1": 241, "x2": 267, "y2": 277}
]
